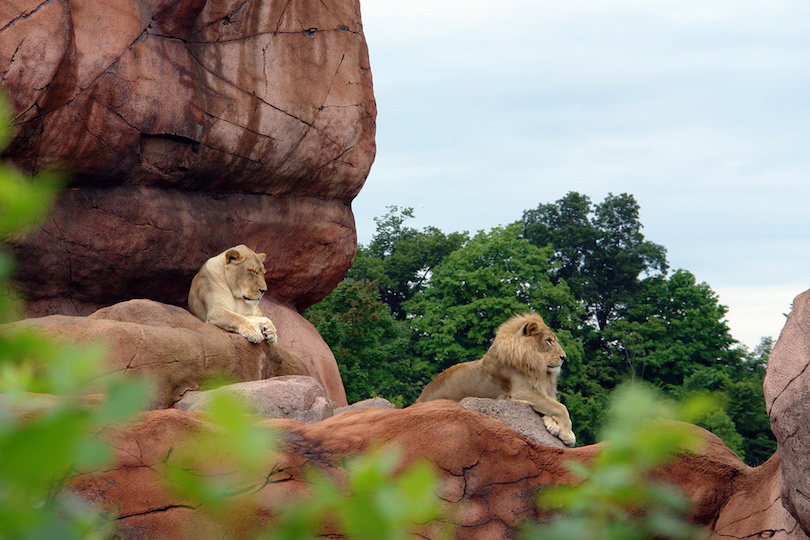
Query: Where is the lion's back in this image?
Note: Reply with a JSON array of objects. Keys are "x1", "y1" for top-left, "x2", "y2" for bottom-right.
[{"x1": 416, "y1": 360, "x2": 505, "y2": 402}]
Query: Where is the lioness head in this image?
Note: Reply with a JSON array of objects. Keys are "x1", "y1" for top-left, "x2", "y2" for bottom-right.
[
  {"x1": 223, "y1": 245, "x2": 268, "y2": 305},
  {"x1": 492, "y1": 313, "x2": 567, "y2": 375}
]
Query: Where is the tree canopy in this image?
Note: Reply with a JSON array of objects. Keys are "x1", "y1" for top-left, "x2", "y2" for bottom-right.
[
  {"x1": 521, "y1": 192, "x2": 668, "y2": 330},
  {"x1": 304, "y1": 195, "x2": 777, "y2": 465}
]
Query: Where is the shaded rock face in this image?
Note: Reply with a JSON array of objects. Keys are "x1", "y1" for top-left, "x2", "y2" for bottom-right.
[
  {"x1": 0, "y1": 0, "x2": 375, "y2": 314},
  {"x1": 764, "y1": 288, "x2": 810, "y2": 536},
  {"x1": 66, "y1": 401, "x2": 803, "y2": 539},
  {"x1": 6, "y1": 299, "x2": 348, "y2": 407},
  {"x1": 712, "y1": 452, "x2": 808, "y2": 539}
]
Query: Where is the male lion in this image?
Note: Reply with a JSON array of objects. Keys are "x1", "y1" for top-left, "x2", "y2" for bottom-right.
[
  {"x1": 415, "y1": 313, "x2": 575, "y2": 446},
  {"x1": 188, "y1": 245, "x2": 277, "y2": 344}
]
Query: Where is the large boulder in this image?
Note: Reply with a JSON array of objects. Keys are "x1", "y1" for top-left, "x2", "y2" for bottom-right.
[
  {"x1": 460, "y1": 397, "x2": 567, "y2": 448},
  {"x1": 764, "y1": 288, "x2": 810, "y2": 536},
  {"x1": 0, "y1": 0, "x2": 375, "y2": 314},
  {"x1": 175, "y1": 376, "x2": 334, "y2": 424},
  {"x1": 5, "y1": 299, "x2": 348, "y2": 407},
  {"x1": 66, "y1": 400, "x2": 800, "y2": 539}
]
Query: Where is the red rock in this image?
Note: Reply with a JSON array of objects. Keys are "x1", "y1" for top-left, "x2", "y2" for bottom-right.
[
  {"x1": 764, "y1": 288, "x2": 810, "y2": 536},
  {"x1": 0, "y1": 0, "x2": 375, "y2": 314},
  {"x1": 714, "y1": 452, "x2": 807, "y2": 539},
  {"x1": 13, "y1": 189, "x2": 359, "y2": 315},
  {"x1": 5, "y1": 299, "x2": 347, "y2": 407},
  {"x1": 66, "y1": 400, "x2": 804, "y2": 539}
]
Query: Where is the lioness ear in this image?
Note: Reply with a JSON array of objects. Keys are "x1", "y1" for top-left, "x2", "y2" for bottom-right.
[
  {"x1": 523, "y1": 322, "x2": 541, "y2": 336},
  {"x1": 257, "y1": 253, "x2": 266, "y2": 262},
  {"x1": 225, "y1": 249, "x2": 244, "y2": 264}
]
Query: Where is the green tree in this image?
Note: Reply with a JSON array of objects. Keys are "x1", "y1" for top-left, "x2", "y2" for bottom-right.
[
  {"x1": 674, "y1": 337, "x2": 775, "y2": 465},
  {"x1": 523, "y1": 383, "x2": 710, "y2": 540},
  {"x1": 729, "y1": 337, "x2": 776, "y2": 465},
  {"x1": 405, "y1": 224, "x2": 584, "y2": 374},
  {"x1": 304, "y1": 278, "x2": 427, "y2": 406},
  {"x1": 350, "y1": 206, "x2": 468, "y2": 320},
  {"x1": 602, "y1": 270, "x2": 739, "y2": 390},
  {"x1": 599, "y1": 270, "x2": 779, "y2": 462},
  {"x1": 521, "y1": 192, "x2": 668, "y2": 331}
]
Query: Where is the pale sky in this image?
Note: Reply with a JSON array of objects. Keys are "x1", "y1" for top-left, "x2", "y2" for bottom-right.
[{"x1": 352, "y1": 0, "x2": 810, "y2": 350}]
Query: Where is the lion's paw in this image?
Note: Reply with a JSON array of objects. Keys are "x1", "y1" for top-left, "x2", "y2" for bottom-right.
[
  {"x1": 542, "y1": 415, "x2": 561, "y2": 437},
  {"x1": 559, "y1": 429, "x2": 576, "y2": 447},
  {"x1": 259, "y1": 319, "x2": 277, "y2": 344},
  {"x1": 238, "y1": 323, "x2": 264, "y2": 344}
]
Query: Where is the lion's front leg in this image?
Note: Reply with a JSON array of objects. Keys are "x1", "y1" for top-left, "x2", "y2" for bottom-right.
[
  {"x1": 206, "y1": 308, "x2": 264, "y2": 344},
  {"x1": 541, "y1": 404, "x2": 575, "y2": 447},
  {"x1": 248, "y1": 316, "x2": 277, "y2": 344},
  {"x1": 510, "y1": 389, "x2": 576, "y2": 447}
]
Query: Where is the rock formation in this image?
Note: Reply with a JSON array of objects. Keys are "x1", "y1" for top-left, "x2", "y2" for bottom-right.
[
  {"x1": 65, "y1": 400, "x2": 809, "y2": 539},
  {"x1": 4, "y1": 291, "x2": 810, "y2": 537},
  {"x1": 57, "y1": 290, "x2": 810, "y2": 538},
  {"x1": 765, "y1": 289, "x2": 810, "y2": 537},
  {"x1": 3, "y1": 2, "x2": 809, "y2": 537},
  {"x1": 6, "y1": 299, "x2": 348, "y2": 407},
  {"x1": 460, "y1": 397, "x2": 567, "y2": 448},
  {"x1": 0, "y1": 0, "x2": 375, "y2": 315},
  {"x1": 175, "y1": 375, "x2": 334, "y2": 424}
]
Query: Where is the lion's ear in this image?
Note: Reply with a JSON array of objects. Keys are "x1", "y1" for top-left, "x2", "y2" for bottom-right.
[
  {"x1": 257, "y1": 253, "x2": 266, "y2": 262},
  {"x1": 225, "y1": 249, "x2": 244, "y2": 265},
  {"x1": 523, "y1": 322, "x2": 542, "y2": 336}
]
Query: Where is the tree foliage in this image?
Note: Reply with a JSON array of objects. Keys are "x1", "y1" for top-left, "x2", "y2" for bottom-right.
[
  {"x1": 349, "y1": 206, "x2": 468, "y2": 320},
  {"x1": 521, "y1": 192, "x2": 668, "y2": 330},
  {"x1": 306, "y1": 195, "x2": 777, "y2": 465},
  {"x1": 602, "y1": 270, "x2": 738, "y2": 389},
  {"x1": 406, "y1": 225, "x2": 584, "y2": 373},
  {"x1": 304, "y1": 278, "x2": 424, "y2": 406}
]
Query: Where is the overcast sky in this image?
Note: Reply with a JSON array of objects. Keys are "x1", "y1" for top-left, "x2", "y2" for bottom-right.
[{"x1": 351, "y1": 0, "x2": 809, "y2": 350}]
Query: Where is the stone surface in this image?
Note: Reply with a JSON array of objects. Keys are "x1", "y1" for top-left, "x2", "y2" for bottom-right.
[
  {"x1": 0, "y1": 0, "x2": 375, "y2": 314},
  {"x1": 713, "y1": 452, "x2": 809, "y2": 539},
  {"x1": 336, "y1": 396, "x2": 396, "y2": 413},
  {"x1": 460, "y1": 397, "x2": 567, "y2": 449},
  {"x1": 175, "y1": 376, "x2": 334, "y2": 424},
  {"x1": 764, "y1": 288, "x2": 810, "y2": 536},
  {"x1": 64, "y1": 400, "x2": 808, "y2": 539},
  {"x1": 14, "y1": 190, "x2": 359, "y2": 315},
  {"x1": 4, "y1": 299, "x2": 348, "y2": 407}
]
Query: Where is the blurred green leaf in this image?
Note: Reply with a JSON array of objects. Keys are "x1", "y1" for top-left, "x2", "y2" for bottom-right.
[
  {"x1": 268, "y1": 446, "x2": 446, "y2": 540},
  {"x1": 0, "y1": 94, "x2": 149, "y2": 538},
  {"x1": 524, "y1": 383, "x2": 711, "y2": 540}
]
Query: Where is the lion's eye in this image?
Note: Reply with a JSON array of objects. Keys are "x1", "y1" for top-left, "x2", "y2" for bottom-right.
[{"x1": 546, "y1": 338, "x2": 554, "y2": 345}]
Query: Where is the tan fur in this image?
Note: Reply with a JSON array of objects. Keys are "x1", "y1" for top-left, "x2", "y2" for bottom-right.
[
  {"x1": 188, "y1": 245, "x2": 277, "y2": 344},
  {"x1": 415, "y1": 313, "x2": 575, "y2": 446}
]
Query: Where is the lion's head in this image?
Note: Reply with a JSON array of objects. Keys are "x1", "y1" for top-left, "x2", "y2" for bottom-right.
[
  {"x1": 223, "y1": 245, "x2": 268, "y2": 305},
  {"x1": 486, "y1": 313, "x2": 567, "y2": 378}
]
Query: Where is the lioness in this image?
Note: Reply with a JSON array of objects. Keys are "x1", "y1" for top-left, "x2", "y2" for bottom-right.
[
  {"x1": 416, "y1": 313, "x2": 575, "y2": 446},
  {"x1": 188, "y1": 245, "x2": 277, "y2": 344}
]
